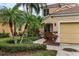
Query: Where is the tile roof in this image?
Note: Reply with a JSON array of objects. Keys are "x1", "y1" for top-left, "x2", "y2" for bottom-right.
[
  {"x1": 43, "y1": 3, "x2": 78, "y2": 9},
  {"x1": 53, "y1": 6, "x2": 79, "y2": 14}
]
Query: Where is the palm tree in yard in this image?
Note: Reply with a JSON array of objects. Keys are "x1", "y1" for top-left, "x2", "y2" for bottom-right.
[
  {"x1": 15, "y1": 3, "x2": 47, "y2": 14},
  {"x1": 15, "y1": 3, "x2": 47, "y2": 35},
  {"x1": 0, "y1": 6, "x2": 26, "y2": 36}
]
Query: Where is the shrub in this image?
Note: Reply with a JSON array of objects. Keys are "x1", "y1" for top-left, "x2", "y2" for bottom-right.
[
  {"x1": 22, "y1": 37, "x2": 39, "y2": 43},
  {"x1": 0, "y1": 43, "x2": 46, "y2": 53},
  {"x1": 0, "y1": 33, "x2": 9, "y2": 38},
  {"x1": 5, "y1": 36, "x2": 39, "y2": 44}
]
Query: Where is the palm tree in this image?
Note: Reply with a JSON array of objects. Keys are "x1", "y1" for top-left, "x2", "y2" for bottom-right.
[
  {"x1": 15, "y1": 3, "x2": 47, "y2": 14},
  {"x1": 15, "y1": 3, "x2": 47, "y2": 33},
  {"x1": 0, "y1": 6, "x2": 25, "y2": 36},
  {"x1": 19, "y1": 14, "x2": 43, "y2": 43},
  {"x1": 24, "y1": 14, "x2": 42, "y2": 36}
]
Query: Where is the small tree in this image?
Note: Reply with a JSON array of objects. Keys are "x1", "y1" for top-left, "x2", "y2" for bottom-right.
[
  {"x1": 0, "y1": 6, "x2": 26, "y2": 44},
  {"x1": 19, "y1": 14, "x2": 43, "y2": 43}
]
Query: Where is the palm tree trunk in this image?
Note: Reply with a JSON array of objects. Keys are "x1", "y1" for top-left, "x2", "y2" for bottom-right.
[
  {"x1": 19, "y1": 23, "x2": 28, "y2": 44},
  {"x1": 29, "y1": 5, "x2": 32, "y2": 14},
  {"x1": 13, "y1": 21, "x2": 17, "y2": 44},
  {"x1": 9, "y1": 19, "x2": 13, "y2": 36},
  {"x1": 26, "y1": 4, "x2": 29, "y2": 13},
  {"x1": 13, "y1": 22, "x2": 17, "y2": 36}
]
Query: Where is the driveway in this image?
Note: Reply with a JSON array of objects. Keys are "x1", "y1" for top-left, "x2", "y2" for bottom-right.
[
  {"x1": 57, "y1": 43, "x2": 79, "y2": 56},
  {"x1": 33, "y1": 38, "x2": 79, "y2": 56}
]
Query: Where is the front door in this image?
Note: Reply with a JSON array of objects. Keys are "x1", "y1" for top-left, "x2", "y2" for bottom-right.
[{"x1": 44, "y1": 24, "x2": 53, "y2": 33}]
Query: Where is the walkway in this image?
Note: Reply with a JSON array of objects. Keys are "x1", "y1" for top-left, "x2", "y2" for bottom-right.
[
  {"x1": 33, "y1": 38, "x2": 60, "y2": 50},
  {"x1": 57, "y1": 44, "x2": 79, "y2": 56},
  {"x1": 33, "y1": 38, "x2": 79, "y2": 56}
]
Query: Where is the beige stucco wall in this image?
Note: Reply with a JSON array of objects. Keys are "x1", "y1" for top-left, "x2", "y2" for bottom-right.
[
  {"x1": 0, "y1": 23, "x2": 10, "y2": 33},
  {"x1": 0, "y1": 22, "x2": 26, "y2": 36},
  {"x1": 42, "y1": 15, "x2": 79, "y2": 43}
]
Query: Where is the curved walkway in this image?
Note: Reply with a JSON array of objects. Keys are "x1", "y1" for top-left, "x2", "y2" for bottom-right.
[
  {"x1": 33, "y1": 38, "x2": 60, "y2": 50},
  {"x1": 33, "y1": 38, "x2": 79, "y2": 56}
]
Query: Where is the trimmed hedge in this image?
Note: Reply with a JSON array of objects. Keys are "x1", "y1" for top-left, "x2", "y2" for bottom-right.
[
  {"x1": 0, "y1": 43, "x2": 46, "y2": 53},
  {"x1": 5, "y1": 37, "x2": 39, "y2": 44},
  {"x1": 0, "y1": 33, "x2": 9, "y2": 38}
]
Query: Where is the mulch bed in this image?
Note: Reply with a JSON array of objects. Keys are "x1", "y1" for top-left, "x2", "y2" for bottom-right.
[
  {"x1": 0, "y1": 50, "x2": 43, "y2": 56},
  {"x1": 0, "y1": 50, "x2": 57, "y2": 56}
]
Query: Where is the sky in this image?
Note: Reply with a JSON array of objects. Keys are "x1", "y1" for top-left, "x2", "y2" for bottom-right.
[
  {"x1": 0, "y1": 3, "x2": 53, "y2": 9},
  {"x1": 0, "y1": 3, "x2": 16, "y2": 8},
  {"x1": 0, "y1": 3, "x2": 53, "y2": 16}
]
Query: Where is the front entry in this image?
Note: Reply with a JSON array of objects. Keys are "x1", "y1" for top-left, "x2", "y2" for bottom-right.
[
  {"x1": 44, "y1": 24, "x2": 53, "y2": 33},
  {"x1": 43, "y1": 24, "x2": 58, "y2": 45}
]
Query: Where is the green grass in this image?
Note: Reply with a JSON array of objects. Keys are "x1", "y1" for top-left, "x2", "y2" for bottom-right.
[
  {"x1": 0, "y1": 37, "x2": 19, "y2": 41},
  {"x1": 0, "y1": 36, "x2": 38, "y2": 41},
  {"x1": 32, "y1": 50, "x2": 57, "y2": 56},
  {"x1": 0, "y1": 36, "x2": 46, "y2": 53}
]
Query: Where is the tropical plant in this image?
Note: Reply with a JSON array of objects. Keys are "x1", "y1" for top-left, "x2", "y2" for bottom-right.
[
  {"x1": 15, "y1": 3, "x2": 47, "y2": 14},
  {"x1": 15, "y1": 3, "x2": 47, "y2": 36},
  {"x1": 19, "y1": 14, "x2": 43, "y2": 43},
  {"x1": 0, "y1": 6, "x2": 26, "y2": 36},
  {"x1": 26, "y1": 14, "x2": 43, "y2": 34}
]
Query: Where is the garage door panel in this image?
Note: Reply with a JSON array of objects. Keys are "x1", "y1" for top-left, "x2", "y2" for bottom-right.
[
  {"x1": 61, "y1": 30, "x2": 79, "y2": 33},
  {"x1": 60, "y1": 23, "x2": 79, "y2": 43},
  {"x1": 60, "y1": 39, "x2": 79, "y2": 43}
]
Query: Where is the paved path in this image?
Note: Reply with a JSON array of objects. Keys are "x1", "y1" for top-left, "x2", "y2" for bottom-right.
[
  {"x1": 33, "y1": 38, "x2": 60, "y2": 50},
  {"x1": 33, "y1": 38, "x2": 79, "y2": 56},
  {"x1": 33, "y1": 38, "x2": 45, "y2": 44},
  {"x1": 57, "y1": 44, "x2": 79, "y2": 56}
]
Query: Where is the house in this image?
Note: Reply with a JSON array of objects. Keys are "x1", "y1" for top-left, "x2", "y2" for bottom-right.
[{"x1": 41, "y1": 3, "x2": 79, "y2": 43}]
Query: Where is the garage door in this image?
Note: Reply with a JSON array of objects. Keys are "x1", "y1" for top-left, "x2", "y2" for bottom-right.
[{"x1": 60, "y1": 23, "x2": 79, "y2": 43}]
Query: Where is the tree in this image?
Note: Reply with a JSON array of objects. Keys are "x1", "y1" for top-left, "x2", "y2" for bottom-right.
[
  {"x1": 15, "y1": 3, "x2": 47, "y2": 34},
  {"x1": 25, "y1": 14, "x2": 43, "y2": 36},
  {"x1": 0, "y1": 6, "x2": 26, "y2": 37},
  {"x1": 19, "y1": 14, "x2": 43, "y2": 43},
  {"x1": 15, "y1": 3, "x2": 41, "y2": 14}
]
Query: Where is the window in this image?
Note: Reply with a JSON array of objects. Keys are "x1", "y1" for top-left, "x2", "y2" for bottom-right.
[{"x1": 43, "y1": 9, "x2": 49, "y2": 16}]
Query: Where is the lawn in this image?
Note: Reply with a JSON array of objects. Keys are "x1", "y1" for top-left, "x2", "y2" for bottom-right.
[{"x1": 32, "y1": 50, "x2": 57, "y2": 56}]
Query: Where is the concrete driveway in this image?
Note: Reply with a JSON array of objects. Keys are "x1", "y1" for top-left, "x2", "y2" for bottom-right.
[
  {"x1": 57, "y1": 43, "x2": 79, "y2": 56},
  {"x1": 33, "y1": 38, "x2": 79, "y2": 56}
]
